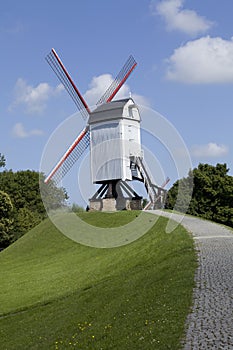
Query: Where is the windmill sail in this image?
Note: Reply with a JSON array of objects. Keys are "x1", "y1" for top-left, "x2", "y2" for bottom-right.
[
  {"x1": 44, "y1": 50, "x2": 137, "y2": 186},
  {"x1": 45, "y1": 128, "x2": 90, "y2": 185},
  {"x1": 46, "y1": 48, "x2": 90, "y2": 120},
  {"x1": 97, "y1": 55, "x2": 137, "y2": 105}
]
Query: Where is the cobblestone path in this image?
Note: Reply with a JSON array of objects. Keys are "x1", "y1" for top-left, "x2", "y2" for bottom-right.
[{"x1": 153, "y1": 211, "x2": 233, "y2": 350}]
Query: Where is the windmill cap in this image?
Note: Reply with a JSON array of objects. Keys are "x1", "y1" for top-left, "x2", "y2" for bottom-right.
[{"x1": 88, "y1": 98, "x2": 140, "y2": 124}]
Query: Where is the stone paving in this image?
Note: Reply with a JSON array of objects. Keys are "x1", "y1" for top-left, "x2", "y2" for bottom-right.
[{"x1": 153, "y1": 211, "x2": 233, "y2": 350}]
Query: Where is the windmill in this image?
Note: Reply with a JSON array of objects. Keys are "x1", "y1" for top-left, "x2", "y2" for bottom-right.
[{"x1": 44, "y1": 48, "x2": 168, "y2": 211}]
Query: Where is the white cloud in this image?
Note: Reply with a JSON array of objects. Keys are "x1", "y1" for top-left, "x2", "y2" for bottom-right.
[
  {"x1": 84, "y1": 74, "x2": 149, "y2": 108},
  {"x1": 10, "y1": 78, "x2": 64, "y2": 114},
  {"x1": 131, "y1": 93, "x2": 150, "y2": 107},
  {"x1": 12, "y1": 123, "x2": 44, "y2": 138},
  {"x1": 152, "y1": 0, "x2": 213, "y2": 36},
  {"x1": 166, "y1": 36, "x2": 233, "y2": 83},
  {"x1": 191, "y1": 143, "x2": 228, "y2": 158},
  {"x1": 84, "y1": 74, "x2": 130, "y2": 107}
]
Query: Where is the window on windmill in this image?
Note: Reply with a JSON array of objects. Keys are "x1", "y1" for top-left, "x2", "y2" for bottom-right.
[{"x1": 129, "y1": 107, "x2": 137, "y2": 119}]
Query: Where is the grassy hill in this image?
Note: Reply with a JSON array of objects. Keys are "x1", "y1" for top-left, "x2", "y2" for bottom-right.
[{"x1": 0, "y1": 211, "x2": 196, "y2": 349}]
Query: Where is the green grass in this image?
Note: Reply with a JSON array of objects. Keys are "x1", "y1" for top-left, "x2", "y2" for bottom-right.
[
  {"x1": 0, "y1": 211, "x2": 197, "y2": 349},
  {"x1": 78, "y1": 210, "x2": 141, "y2": 227}
]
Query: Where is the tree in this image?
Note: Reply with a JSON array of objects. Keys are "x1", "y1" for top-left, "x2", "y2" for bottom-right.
[
  {"x1": 13, "y1": 207, "x2": 42, "y2": 241},
  {"x1": 0, "y1": 170, "x2": 68, "y2": 246},
  {"x1": 166, "y1": 163, "x2": 233, "y2": 227},
  {"x1": 0, "y1": 191, "x2": 14, "y2": 249},
  {"x1": 39, "y1": 173, "x2": 68, "y2": 212},
  {"x1": 0, "y1": 170, "x2": 68, "y2": 215},
  {"x1": 165, "y1": 173, "x2": 193, "y2": 213}
]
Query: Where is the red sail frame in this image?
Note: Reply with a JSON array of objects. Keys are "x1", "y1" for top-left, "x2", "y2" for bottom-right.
[{"x1": 45, "y1": 50, "x2": 137, "y2": 184}]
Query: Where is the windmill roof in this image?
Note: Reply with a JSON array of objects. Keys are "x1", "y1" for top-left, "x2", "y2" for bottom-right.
[{"x1": 88, "y1": 98, "x2": 137, "y2": 124}]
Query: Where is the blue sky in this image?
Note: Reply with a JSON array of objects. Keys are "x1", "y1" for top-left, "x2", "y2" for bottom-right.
[{"x1": 1, "y1": 0, "x2": 233, "y2": 205}]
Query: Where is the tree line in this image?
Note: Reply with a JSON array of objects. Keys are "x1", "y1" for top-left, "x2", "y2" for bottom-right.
[
  {"x1": 0, "y1": 153, "x2": 68, "y2": 249},
  {"x1": 166, "y1": 163, "x2": 233, "y2": 228}
]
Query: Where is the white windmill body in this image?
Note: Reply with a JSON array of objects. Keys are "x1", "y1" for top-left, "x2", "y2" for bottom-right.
[
  {"x1": 44, "y1": 49, "x2": 169, "y2": 211},
  {"x1": 89, "y1": 98, "x2": 141, "y2": 184}
]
